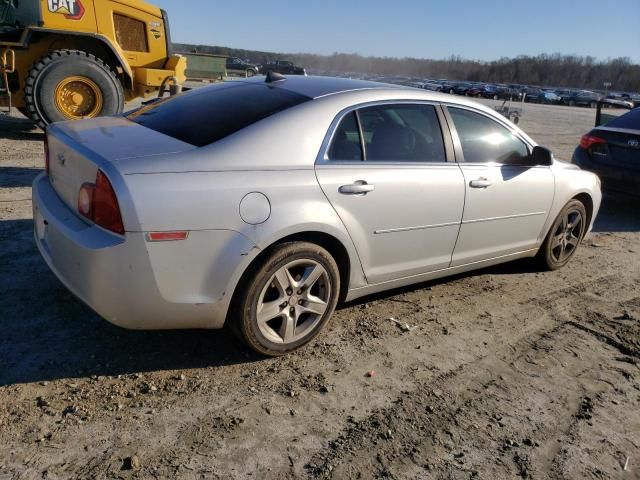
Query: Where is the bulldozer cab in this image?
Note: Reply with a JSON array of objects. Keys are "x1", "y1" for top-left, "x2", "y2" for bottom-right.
[{"x1": 0, "y1": 1, "x2": 40, "y2": 37}]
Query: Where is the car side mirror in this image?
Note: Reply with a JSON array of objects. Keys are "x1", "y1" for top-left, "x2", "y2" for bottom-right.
[{"x1": 531, "y1": 146, "x2": 553, "y2": 166}]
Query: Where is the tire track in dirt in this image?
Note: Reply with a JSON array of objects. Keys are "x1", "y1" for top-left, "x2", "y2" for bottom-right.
[{"x1": 302, "y1": 269, "x2": 640, "y2": 479}]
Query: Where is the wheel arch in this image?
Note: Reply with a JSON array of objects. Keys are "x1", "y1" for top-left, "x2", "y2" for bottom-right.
[
  {"x1": 229, "y1": 231, "x2": 354, "y2": 311},
  {"x1": 572, "y1": 192, "x2": 594, "y2": 233},
  {"x1": 537, "y1": 185, "x2": 598, "y2": 248},
  {"x1": 27, "y1": 30, "x2": 133, "y2": 89}
]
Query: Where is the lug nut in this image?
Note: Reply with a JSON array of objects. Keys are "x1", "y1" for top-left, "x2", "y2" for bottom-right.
[
  {"x1": 298, "y1": 300, "x2": 303, "y2": 305},
  {"x1": 286, "y1": 289, "x2": 293, "y2": 296},
  {"x1": 297, "y1": 290, "x2": 302, "y2": 295}
]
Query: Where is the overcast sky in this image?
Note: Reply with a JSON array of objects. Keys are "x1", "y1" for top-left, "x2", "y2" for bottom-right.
[{"x1": 154, "y1": 0, "x2": 640, "y2": 63}]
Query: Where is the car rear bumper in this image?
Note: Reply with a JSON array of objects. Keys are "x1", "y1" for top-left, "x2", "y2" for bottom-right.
[
  {"x1": 32, "y1": 173, "x2": 255, "y2": 330},
  {"x1": 572, "y1": 148, "x2": 640, "y2": 196}
]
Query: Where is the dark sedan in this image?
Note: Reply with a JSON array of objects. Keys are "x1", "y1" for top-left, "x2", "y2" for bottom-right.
[
  {"x1": 565, "y1": 90, "x2": 601, "y2": 108},
  {"x1": 572, "y1": 106, "x2": 640, "y2": 195}
]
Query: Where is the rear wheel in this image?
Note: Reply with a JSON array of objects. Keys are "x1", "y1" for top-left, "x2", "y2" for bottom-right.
[
  {"x1": 229, "y1": 242, "x2": 340, "y2": 356},
  {"x1": 538, "y1": 199, "x2": 587, "y2": 270},
  {"x1": 246, "y1": 69, "x2": 256, "y2": 77},
  {"x1": 24, "y1": 50, "x2": 124, "y2": 129}
]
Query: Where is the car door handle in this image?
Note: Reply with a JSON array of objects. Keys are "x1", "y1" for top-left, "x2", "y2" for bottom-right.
[
  {"x1": 339, "y1": 181, "x2": 375, "y2": 195},
  {"x1": 469, "y1": 177, "x2": 492, "y2": 188}
]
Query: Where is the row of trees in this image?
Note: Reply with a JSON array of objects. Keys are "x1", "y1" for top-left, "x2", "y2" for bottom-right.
[{"x1": 174, "y1": 44, "x2": 640, "y2": 92}]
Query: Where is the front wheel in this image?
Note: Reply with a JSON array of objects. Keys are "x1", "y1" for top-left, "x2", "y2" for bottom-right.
[
  {"x1": 537, "y1": 199, "x2": 587, "y2": 270},
  {"x1": 230, "y1": 242, "x2": 340, "y2": 356}
]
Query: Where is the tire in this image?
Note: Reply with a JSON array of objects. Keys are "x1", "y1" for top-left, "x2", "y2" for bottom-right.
[
  {"x1": 24, "y1": 49, "x2": 124, "y2": 129},
  {"x1": 537, "y1": 199, "x2": 587, "y2": 270},
  {"x1": 246, "y1": 69, "x2": 256, "y2": 77},
  {"x1": 229, "y1": 242, "x2": 340, "y2": 356},
  {"x1": 589, "y1": 102, "x2": 597, "y2": 108},
  {"x1": 569, "y1": 100, "x2": 576, "y2": 107},
  {"x1": 512, "y1": 116, "x2": 520, "y2": 125},
  {"x1": 449, "y1": 89, "x2": 455, "y2": 94}
]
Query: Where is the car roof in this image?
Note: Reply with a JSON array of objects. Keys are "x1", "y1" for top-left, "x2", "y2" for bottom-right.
[
  {"x1": 236, "y1": 75, "x2": 403, "y2": 99},
  {"x1": 231, "y1": 75, "x2": 532, "y2": 129}
]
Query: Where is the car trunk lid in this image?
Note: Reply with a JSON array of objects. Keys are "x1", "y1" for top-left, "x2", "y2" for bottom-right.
[
  {"x1": 46, "y1": 116, "x2": 195, "y2": 214},
  {"x1": 594, "y1": 127, "x2": 640, "y2": 171}
]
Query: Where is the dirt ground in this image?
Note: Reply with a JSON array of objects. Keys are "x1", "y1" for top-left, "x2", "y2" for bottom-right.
[{"x1": 0, "y1": 98, "x2": 639, "y2": 480}]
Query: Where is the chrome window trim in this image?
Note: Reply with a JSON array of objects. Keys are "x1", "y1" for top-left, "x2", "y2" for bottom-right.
[{"x1": 315, "y1": 100, "x2": 456, "y2": 167}]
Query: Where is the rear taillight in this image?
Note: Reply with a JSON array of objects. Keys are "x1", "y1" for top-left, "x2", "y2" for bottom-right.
[
  {"x1": 44, "y1": 138, "x2": 50, "y2": 175},
  {"x1": 76, "y1": 170, "x2": 125, "y2": 235},
  {"x1": 94, "y1": 171, "x2": 125, "y2": 234},
  {"x1": 580, "y1": 134, "x2": 607, "y2": 150}
]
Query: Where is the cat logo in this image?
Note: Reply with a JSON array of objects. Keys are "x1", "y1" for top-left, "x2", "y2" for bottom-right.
[{"x1": 47, "y1": 0, "x2": 85, "y2": 20}]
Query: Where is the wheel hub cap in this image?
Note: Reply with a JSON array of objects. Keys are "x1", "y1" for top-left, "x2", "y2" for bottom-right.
[
  {"x1": 551, "y1": 209, "x2": 584, "y2": 263},
  {"x1": 256, "y1": 259, "x2": 331, "y2": 344},
  {"x1": 54, "y1": 76, "x2": 104, "y2": 120}
]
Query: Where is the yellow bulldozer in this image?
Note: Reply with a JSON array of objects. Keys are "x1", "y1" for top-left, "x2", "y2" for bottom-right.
[{"x1": 0, "y1": 0, "x2": 186, "y2": 128}]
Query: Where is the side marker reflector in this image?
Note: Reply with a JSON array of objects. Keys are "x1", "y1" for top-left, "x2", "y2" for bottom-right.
[{"x1": 146, "y1": 231, "x2": 189, "y2": 242}]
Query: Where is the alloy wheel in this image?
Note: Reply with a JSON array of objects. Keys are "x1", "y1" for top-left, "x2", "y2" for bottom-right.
[
  {"x1": 550, "y1": 209, "x2": 584, "y2": 263},
  {"x1": 256, "y1": 259, "x2": 331, "y2": 344}
]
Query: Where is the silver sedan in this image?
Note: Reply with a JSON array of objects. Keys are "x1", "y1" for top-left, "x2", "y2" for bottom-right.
[{"x1": 32, "y1": 75, "x2": 602, "y2": 355}]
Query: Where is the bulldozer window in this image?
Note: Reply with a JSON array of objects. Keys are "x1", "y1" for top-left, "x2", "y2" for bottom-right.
[{"x1": 114, "y1": 14, "x2": 148, "y2": 53}]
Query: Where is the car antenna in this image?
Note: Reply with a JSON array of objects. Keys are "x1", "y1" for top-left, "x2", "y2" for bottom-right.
[{"x1": 265, "y1": 71, "x2": 286, "y2": 84}]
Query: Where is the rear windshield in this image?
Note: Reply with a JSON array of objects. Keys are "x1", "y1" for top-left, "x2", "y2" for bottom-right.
[
  {"x1": 605, "y1": 107, "x2": 640, "y2": 130},
  {"x1": 127, "y1": 82, "x2": 311, "y2": 147}
]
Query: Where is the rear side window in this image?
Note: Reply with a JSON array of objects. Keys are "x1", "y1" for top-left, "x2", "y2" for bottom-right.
[
  {"x1": 328, "y1": 112, "x2": 363, "y2": 161},
  {"x1": 448, "y1": 107, "x2": 529, "y2": 164},
  {"x1": 604, "y1": 107, "x2": 640, "y2": 129},
  {"x1": 358, "y1": 104, "x2": 446, "y2": 162},
  {"x1": 128, "y1": 83, "x2": 311, "y2": 147}
]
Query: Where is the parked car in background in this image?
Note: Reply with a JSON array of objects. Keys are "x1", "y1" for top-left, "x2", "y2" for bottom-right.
[
  {"x1": 433, "y1": 81, "x2": 456, "y2": 93},
  {"x1": 564, "y1": 90, "x2": 601, "y2": 108},
  {"x1": 539, "y1": 90, "x2": 562, "y2": 104},
  {"x1": 226, "y1": 57, "x2": 259, "y2": 77},
  {"x1": 260, "y1": 60, "x2": 306, "y2": 76},
  {"x1": 466, "y1": 84, "x2": 501, "y2": 99},
  {"x1": 573, "y1": 103, "x2": 639, "y2": 196},
  {"x1": 604, "y1": 93, "x2": 635, "y2": 109},
  {"x1": 465, "y1": 85, "x2": 486, "y2": 97},
  {"x1": 556, "y1": 89, "x2": 576, "y2": 104},
  {"x1": 33, "y1": 76, "x2": 600, "y2": 356},
  {"x1": 521, "y1": 87, "x2": 543, "y2": 103},
  {"x1": 422, "y1": 81, "x2": 450, "y2": 92},
  {"x1": 495, "y1": 85, "x2": 521, "y2": 100},
  {"x1": 450, "y1": 82, "x2": 473, "y2": 95}
]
